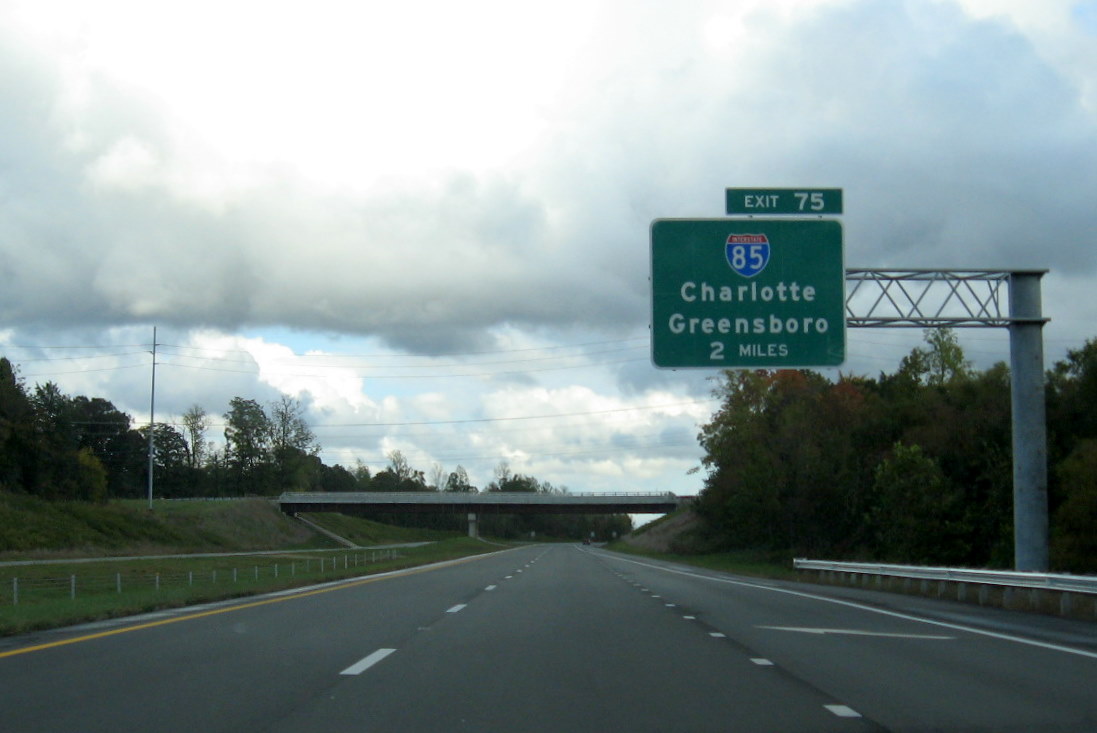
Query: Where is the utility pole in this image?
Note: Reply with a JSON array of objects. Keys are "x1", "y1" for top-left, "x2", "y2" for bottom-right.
[{"x1": 147, "y1": 327, "x2": 157, "y2": 510}]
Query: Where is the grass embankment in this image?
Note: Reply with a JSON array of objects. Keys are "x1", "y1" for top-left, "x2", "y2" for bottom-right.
[
  {"x1": 607, "y1": 541, "x2": 798, "y2": 580},
  {"x1": 0, "y1": 493, "x2": 333, "y2": 558},
  {"x1": 0, "y1": 493, "x2": 499, "y2": 636},
  {"x1": 302, "y1": 512, "x2": 458, "y2": 545},
  {"x1": 611, "y1": 508, "x2": 797, "y2": 580}
]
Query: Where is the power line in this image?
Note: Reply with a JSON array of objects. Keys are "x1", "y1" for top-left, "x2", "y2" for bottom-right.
[
  {"x1": 155, "y1": 344, "x2": 647, "y2": 369},
  {"x1": 156, "y1": 356, "x2": 649, "y2": 379},
  {"x1": 309, "y1": 400, "x2": 716, "y2": 428},
  {"x1": 157, "y1": 337, "x2": 649, "y2": 359}
]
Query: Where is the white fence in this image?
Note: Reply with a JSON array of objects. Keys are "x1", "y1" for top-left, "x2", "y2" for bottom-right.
[{"x1": 3, "y1": 550, "x2": 402, "y2": 606}]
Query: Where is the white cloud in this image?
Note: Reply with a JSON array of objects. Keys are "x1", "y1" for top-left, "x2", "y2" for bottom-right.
[{"x1": 2, "y1": 0, "x2": 1096, "y2": 496}]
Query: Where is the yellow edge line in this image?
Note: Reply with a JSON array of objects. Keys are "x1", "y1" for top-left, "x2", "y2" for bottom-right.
[{"x1": 0, "y1": 552, "x2": 494, "y2": 660}]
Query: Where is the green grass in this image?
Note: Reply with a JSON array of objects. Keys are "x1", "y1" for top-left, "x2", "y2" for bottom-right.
[
  {"x1": 0, "y1": 537, "x2": 503, "y2": 636},
  {"x1": 304, "y1": 513, "x2": 461, "y2": 545},
  {"x1": 0, "y1": 492, "x2": 512, "y2": 635},
  {"x1": 0, "y1": 494, "x2": 332, "y2": 558},
  {"x1": 606, "y1": 542, "x2": 799, "y2": 580}
]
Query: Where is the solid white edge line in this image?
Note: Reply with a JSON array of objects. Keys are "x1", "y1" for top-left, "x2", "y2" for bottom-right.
[
  {"x1": 341, "y1": 648, "x2": 396, "y2": 676},
  {"x1": 604, "y1": 555, "x2": 1097, "y2": 660},
  {"x1": 825, "y1": 704, "x2": 862, "y2": 718}
]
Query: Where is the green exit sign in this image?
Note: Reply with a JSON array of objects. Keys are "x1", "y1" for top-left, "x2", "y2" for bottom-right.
[
  {"x1": 726, "y1": 188, "x2": 843, "y2": 216},
  {"x1": 650, "y1": 218, "x2": 845, "y2": 368}
]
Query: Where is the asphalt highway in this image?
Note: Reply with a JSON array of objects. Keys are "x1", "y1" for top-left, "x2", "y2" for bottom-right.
[{"x1": 1, "y1": 544, "x2": 1094, "y2": 732}]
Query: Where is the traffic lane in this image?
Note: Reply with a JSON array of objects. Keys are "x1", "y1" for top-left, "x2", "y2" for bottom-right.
[
  {"x1": 0, "y1": 546, "x2": 532, "y2": 733},
  {"x1": 600, "y1": 551, "x2": 1097, "y2": 654},
  {"x1": 269, "y1": 544, "x2": 884, "y2": 733},
  {"x1": 596, "y1": 551, "x2": 1097, "y2": 731}
]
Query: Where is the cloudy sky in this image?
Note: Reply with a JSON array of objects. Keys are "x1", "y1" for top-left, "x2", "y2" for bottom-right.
[{"x1": 1, "y1": 0, "x2": 1095, "y2": 498}]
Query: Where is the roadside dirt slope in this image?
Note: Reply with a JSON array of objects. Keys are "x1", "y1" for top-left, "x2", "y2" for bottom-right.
[{"x1": 622, "y1": 509, "x2": 701, "y2": 553}]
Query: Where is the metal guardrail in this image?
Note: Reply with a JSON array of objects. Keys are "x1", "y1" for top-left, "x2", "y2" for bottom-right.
[{"x1": 794, "y1": 559, "x2": 1097, "y2": 596}]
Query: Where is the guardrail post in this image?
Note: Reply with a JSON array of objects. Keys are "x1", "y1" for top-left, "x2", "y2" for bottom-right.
[
  {"x1": 12, "y1": 577, "x2": 17, "y2": 605},
  {"x1": 1009, "y1": 272, "x2": 1049, "y2": 572},
  {"x1": 70, "y1": 575, "x2": 76, "y2": 600},
  {"x1": 116, "y1": 573, "x2": 121, "y2": 594}
]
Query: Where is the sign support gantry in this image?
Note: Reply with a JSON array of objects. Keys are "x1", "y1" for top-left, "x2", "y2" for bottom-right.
[{"x1": 845, "y1": 269, "x2": 1049, "y2": 572}]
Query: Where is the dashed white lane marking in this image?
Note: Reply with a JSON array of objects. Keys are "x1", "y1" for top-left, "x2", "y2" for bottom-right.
[
  {"x1": 825, "y1": 704, "x2": 862, "y2": 718},
  {"x1": 683, "y1": 615, "x2": 696, "y2": 620},
  {"x1": 751, "y1": 658, "x2": 774, "y2": 666},
  {"x1": 447, "y1": 604, "x2": 467, "y2": 613},
  {"x1": 341, "y1": 648, "x2": 396, "y2": 676},
  {"x1": 652, "y1": 595, "x2": 662, "y2": 598},
  {"x1": 761, "y1": 626, "x2": 954, "y2": 640},
  {"x1": 505, "y1": 575, "x2": 513, "y2": 579},
  {"x1": 485, "y1": 585, "x2": 497, "y2": 591},
  {"x1": 665, "y1": 603, "x2": 676, "y2": 608},
  {"x1": 709, "y1": 632, "x2": 726, "y2": 638}
]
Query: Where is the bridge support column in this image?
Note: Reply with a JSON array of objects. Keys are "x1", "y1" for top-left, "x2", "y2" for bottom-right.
[{"x1": 468, "y1": 512, "x2": 479, "y2": 538}]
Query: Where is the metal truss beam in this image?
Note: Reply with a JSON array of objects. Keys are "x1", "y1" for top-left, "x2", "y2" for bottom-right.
[
  {"x1": 844, "y1": 269, "x2": 1049, "y2": 328},
  {"x1": 842, "y1": 268, "x2": 1049, "y2": 572}
]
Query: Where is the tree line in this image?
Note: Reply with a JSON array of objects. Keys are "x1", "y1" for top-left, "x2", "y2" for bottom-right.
[
  {"x1": 694, "y1": 330, "x2": 1097, "y2": 572},
  {"x1": 0, "y1": 359, "x2": 630, "y2": 540},
  {"x1": 0, "y1": 363, "x2": 328, "y2": 500}
]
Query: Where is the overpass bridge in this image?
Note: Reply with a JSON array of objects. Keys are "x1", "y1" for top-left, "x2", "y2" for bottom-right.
[{"x1": 277, "y1": 491, "x2": 692, "y2": 537}]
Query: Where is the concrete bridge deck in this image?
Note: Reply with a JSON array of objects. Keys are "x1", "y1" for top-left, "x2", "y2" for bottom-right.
[{"x1": 278, "y1": 491, "x2": 690, "y2": 517}]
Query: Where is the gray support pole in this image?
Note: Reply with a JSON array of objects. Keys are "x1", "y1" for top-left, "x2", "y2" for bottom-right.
[
  {"x1": 468, "y1": 512, "x2": 479, "y2": 539},
  {"x1": 1009, "y1": 273, "x2": 1049, "y2": 571}
]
